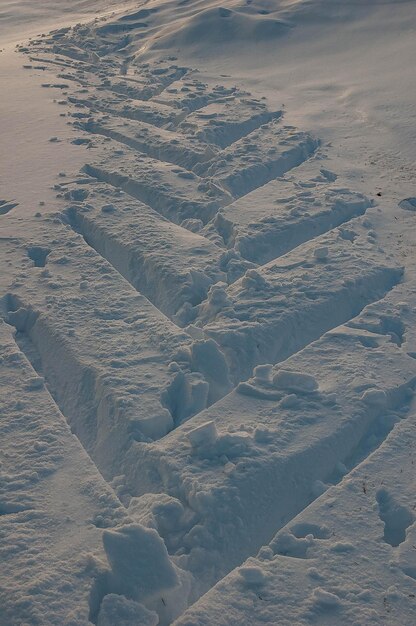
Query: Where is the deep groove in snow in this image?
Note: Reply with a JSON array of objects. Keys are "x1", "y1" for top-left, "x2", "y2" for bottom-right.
[
  {"x1": 197, "y1": 225, "x2": 403, "y2": 383},
  {"x1": 83, "y1": 158, "x2": 229, "y2": 226},
  {"x1": 81, "y1": 116, "x2": 218, "y2": 169},
  {"x1": 3, "y1": 220, "x2": 232, "y2": 486},
  {"x1": 4, "y1": 8, "x2": 416, "y2": 624},
  {"x1": 64, "y1": 187, "x2": 227, "y2": 323},
  {"x1": 126, "y1": 296, "x2": 416, "y2": 598}
]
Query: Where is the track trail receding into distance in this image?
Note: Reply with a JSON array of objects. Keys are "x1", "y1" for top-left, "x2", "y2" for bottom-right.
[{"x1": 1, "y1": 7, "x2": 416, "y2": 626}]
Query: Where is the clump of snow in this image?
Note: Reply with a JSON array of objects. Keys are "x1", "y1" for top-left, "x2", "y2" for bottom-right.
[
  {"x1": 241, "y1": 268, "x2": 269, "y2": 291},
  {"x1": 253, "y1": 363, "x2": 273, "y2": 385},
  {"x1": 97, "y1": 594, "x2": 158, "y2": 626},
  {"x1": 99, "y1": 523, "x2": 192, "y2": 624},
  {"x1": 314, "y1": 245, "x2": 329, "y2": 260},
  {"x1": 187, "y1": 420, "x2": 218, "y2": 450},
  {"x1": 273, "y1": 369, "x2": 319, "y2": 393},
  {"x1": 310, "y1": 587, "x2": 342, "y2": 608},
  {"x1": 360, "y1": 388, "x2": 387, "y2": 408},
  {"x1": 198, "y1": 282, "x2": 233, "y2": 321},
  {"x1": 272, "y1": 530, "x2": 314, "y2": 558},
  {"x1": 238, "y1": 565, "x2": 266, "y2": 586},
  {"x1": 102, "y1": 524, "x2": 179, "y2": 604}
]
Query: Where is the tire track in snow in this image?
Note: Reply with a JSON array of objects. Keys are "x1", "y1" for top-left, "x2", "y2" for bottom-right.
[{"x1": 6, "y1": 17, "x2": 414, "y2": 624}]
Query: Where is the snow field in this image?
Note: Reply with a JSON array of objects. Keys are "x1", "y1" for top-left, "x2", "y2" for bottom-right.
[{"x1": 2, "y1": 2, "x2": 416, "y2": 623}]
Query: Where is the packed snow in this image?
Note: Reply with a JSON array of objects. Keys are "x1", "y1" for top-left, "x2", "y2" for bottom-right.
[{"x1": 1, "y1": 0, "x2": 415, "y2": 625}]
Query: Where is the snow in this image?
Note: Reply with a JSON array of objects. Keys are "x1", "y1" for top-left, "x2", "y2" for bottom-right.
[
  {"x1": 127, "y1": 313, "x2": 416, "y2": 595},
  {"x1": 0, "y1": 319, "x2": 128, "y2": 624},
  {"x1": 1, "y1": 0, "x2": 416, "y2": 624},
  {"x1": 272, "y1": 369, "x2": 319, "y2": 394},
  {"x1": 64, "y1": 180, "x2": 226, "y2": 320},
  {"x1": 2, "y1": 215, "x2": 231, "y2": 480},
  {"x1": 175, "y1": 411, "x2": 416, "y2": 625},
  {"x1": 101, "y1": 524, "x2": 180, "y2": 604},
  {"x1": 83, "y1": 146, "x2": 230, "y2": 225},
  {"x1": 97, "y1": 595, "x2": 158, "y2": 626},
  {"x1": 198, "y1": 219, "x2": 403, "y2": 382}
]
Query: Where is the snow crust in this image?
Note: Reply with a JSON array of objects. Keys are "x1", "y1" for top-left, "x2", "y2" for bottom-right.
[{"x1": 1, "y1": 0, "x2": 416, "y2": 625}]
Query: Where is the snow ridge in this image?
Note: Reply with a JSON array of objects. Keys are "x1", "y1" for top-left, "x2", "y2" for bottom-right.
[{"x1": 1, "y1": 4, "x2": 416, "y2": 625}]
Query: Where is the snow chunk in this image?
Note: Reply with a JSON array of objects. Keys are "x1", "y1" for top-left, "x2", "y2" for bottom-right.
[
  {"x1": 272, "y1": 531, "x2": 314, "y2": 558},
  {"x1": 360, "y1": 388, "x2": 387, "y2": 407},
  {"x1": 253, "y1": 364, "x2": 273, "y2": 385},
  {"x1": 241, "y1": 269, "x2": 269, "y2": 291},
  {"x1": 191, "y1": 338, "x2": 233, "y2": 402},
  {"x1": 210, "y1": 284, "x2": 228, "y2": 305},
  {"x1": 273, "y1": 369, "x2": 319, "y2": 393},
  {"x1": 238, "y1": 565, "x2": 266, "y2": 585},
  {"x1": 97, "y1": 594, "x2": 158, "y2": 626},
  {"x1": 129, "y1": 493, "x2": 185, "y2": 535},
  {"x1": 186, "y1": 420, "x2": 253, "y2": 460},
  {"x1": 310, "y1": 587, "x2": 342, "y2": 608},
  {"x1": 187, "y1": 420, "x2": 218, "y2": 449},
  {"x1": 314, "y1": 246, "x2": 329, "y2": 260},
  {"x1": 102, "y1": 524, "x2": 179, "y2": 603}
]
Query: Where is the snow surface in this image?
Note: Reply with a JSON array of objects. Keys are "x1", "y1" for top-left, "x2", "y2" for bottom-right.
[{"x1": 1, "y1": 0, "x2": 416, "y2": 624}]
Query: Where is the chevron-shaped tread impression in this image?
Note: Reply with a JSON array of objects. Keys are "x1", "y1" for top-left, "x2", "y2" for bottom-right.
[{"x1": 3, "y1": 8, "x2": 415, "y2": 626}]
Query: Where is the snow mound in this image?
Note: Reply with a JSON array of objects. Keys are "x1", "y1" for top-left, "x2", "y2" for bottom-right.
[
  {"x1": 148, "y1": 6, "x2": 291, "y2": 54},
  {"x1": 102, "y1": 524, "x2": 179, "y2": 603},
  {"x1": 97, "y1": 594, "x2": 158, "y2": 626}
]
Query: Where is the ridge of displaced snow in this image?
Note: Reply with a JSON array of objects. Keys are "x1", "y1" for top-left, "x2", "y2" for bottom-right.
[
  {"x1": 2, "y1": 216, "x2": 232, "y2": 480},
  {"x1": 174, "y1": 408, "x2": 416, "y2": 626},
  {"x1": 126, "y1": 302, "x2": 416, "y2": 594},
  {"x1": 1, "y1": 0, "x2": 416, "y2": 624},
  {"x1": 0, "y1": 319, "x2": 191, "y2": 626}
]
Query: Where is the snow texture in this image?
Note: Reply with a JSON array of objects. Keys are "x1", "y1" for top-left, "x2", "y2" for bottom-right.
[{"x1": 1, "y1": 1, "x2": 416, "y2": 625}]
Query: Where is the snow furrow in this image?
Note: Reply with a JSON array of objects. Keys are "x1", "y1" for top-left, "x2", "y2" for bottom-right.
[
  {"x1": 179, "y1": 98, "x2": 282, "y2": 149},
  {"x1": 0, "y1": 320, "x2": 129, "y2": 625},
  {"x1": 174, "y1": 409, "x2": 416, "y2": 626},
  {"x1": 153, "y1": 79, "x2": 239, "y2": 113},
  {"x1": 30, "y1": 43, "x2": 189, "y2": 100},
  {"x1": 107, "y1": 66, "x2": 189, "y2": 101},
  {"x1": 69, "y1": 92, "x2": 182, "y2": 127},
  {"x1": 64, "y1": 181, "x2": 227, "y2": 321},
  {"x1": 126, "y1": 306, "x2": 416, "y2": 596},
  {"x1": 28, "y1": 54, "x2": 76, "y2": 69},
  {"x1": 194, "y1": 121, "x2": 318, "y2": 197},
  {"x1": 197, "y1": 221, "x2": 402, "y2": 382},
  {"x1": 2, "y1": 218, "x2": 232, "y2": 483},
  {"x1": 81, "y1": 116, "x2": 218, "y2": 169},
  {"x1": 205, "y1": 161, "x2": 372, "y2": 264},
  {"x1": 83, "y1": 147, "x2": 231, "y2": 225}
]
